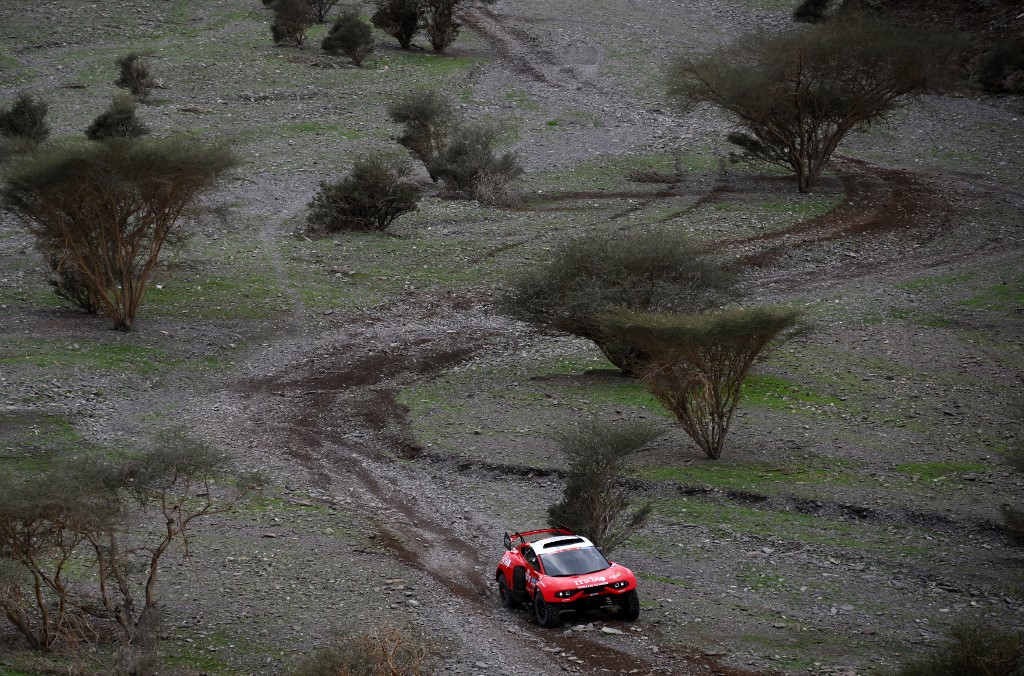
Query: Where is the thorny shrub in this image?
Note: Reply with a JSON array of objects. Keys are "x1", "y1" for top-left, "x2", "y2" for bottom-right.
[{"x1": 307, "y1": 154, "x2": 421, "y2": 233}]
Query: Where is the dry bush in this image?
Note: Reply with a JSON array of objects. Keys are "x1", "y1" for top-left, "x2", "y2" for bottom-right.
[
  {"x1": 271, "y1": 0, "x2": 315, "y2": 46},
  {"x1": 2, "y1": 138, "x2": 235, "y2": 331},
  {"x1": 601, "y1": 307, "x2": 803, "y2": 459},
  {"x1": 307, "y1": 0, "x2": 341, "y2": 23},
  {"x1": 86, "y1": 95, "x2": 149, "y2": 140},
  {"x1": 892, "y1": 620, "x2": 1023, "y2": 676},
  {"x1": 547, "y1": 422, "x2": 661, "y2": 554},
  {"x1": 115, "y1": 53, "x2": 156, "y2": 102},
  {"x1": 46, "y1": 249, "x2": 100, "y2": 314},
  {"x1": 427, "y1": 123, "x2": 522, "y2": 201},
  {"x1": 0, "y1": 93, "x2": 50, "y2": 146},
  {"x1": 291, "y1": 623, "x2": 437, "y2": 676}
]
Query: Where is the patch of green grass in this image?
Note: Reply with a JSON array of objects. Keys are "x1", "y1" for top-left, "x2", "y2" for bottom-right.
[
  {"x1": 395, "y1": 53, "x2": 488, "y2": 78},
  {"x1": 146, "y1": 272, "x2": 283, "y2": 320},
  {"x1": 0, "y1": 413, "x2": 84, "y2": 473},
  {"x1": 894, "y1": 461, "x2": 989, "y2": 481},
  {"x1": 965, "y1": 278, "x2": 1024, "y2": 311},
  {"x1": 565, "y1": 375, "x2": 669, "y2": 416},
  {"x1": 641, "y1": 459, "x2": 860, "y2": 491},
  {"x1": 896, "y1": 270, "x2": 975, "y2": 292},
  {"x1": 0, "y1": 337, "x2": 170, "y2": 374},
  {"x1": 742, "y1": 374, "x2": 843, "y2": 412}
]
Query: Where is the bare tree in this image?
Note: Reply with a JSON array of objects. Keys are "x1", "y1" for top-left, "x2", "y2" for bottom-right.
[
  {"x1": 306, "y1": 0, "x2": 340, "y2": 23},
  {"x1": 2, "y1": 138, "x2": 235, "y2": 331},
  {"x1": 602, "y1": 308, "x2": 803, "y2": 459},
  {"x1": 667, "y1": 16, "x2": 961, "y2": 192}
]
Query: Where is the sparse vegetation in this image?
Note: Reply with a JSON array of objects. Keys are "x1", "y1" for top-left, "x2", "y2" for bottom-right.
[
  {"x1": 322, "y1": 7, "x2": 375, "y2": 66},
  {"x1": 0, "y1": 431, "x2": 261, "y2": 651},
  {"x1": 291, "y1": 623, "x2": 437, "y2": 676},
  {"x1": 792, "y1": 0, "x2": 832, "y2": 23},
  {"x1": 307, "y1": 154, "x2": 421, "y2": 233},
  {"x1": 307, "y1": 0, "x2": 341, "y2": 23},
  {"x1": 503, "y1": 229, "x2": 740, "y2": 374},
  {"x1": 977, "y1": 39, "x2": 1024, "y2": 95},
  {"x1": 271, "y1": 0, "x2": 315, "y2": 46},
  {"x1": 547, "y1": 421, "x2": 661, "y2": 554},
  {"x1": 2, "y1": 138, "x2": 236, "y2": 331},
  {"x1": 0, "y1": 93, "x2": 50, "y2": 147},
  {"x1": 668, "y1": 16, "x2": 961, "y2": 191},
  {"x1": 891, "y1": 620, "x2": 1023, "y2": 676},
  {"x1": 600, "y1": 307, "x2": 803, "y2": 459},
  {"x1": 115, "y1": 52, "x2": 156, "y2": 102},
  {"x1": 427, "y1": 122, "x2": 522, "y2": 202},
  {"x1": 421, "y1": 0, "x2": 461, "y2": 53},
  {"x1": 387, "y1": 89, "x2": 456, "y2": 180},
  {"x1": 85, "y1": 94, "x2": 149, "y2": 140},
  {"x1": 372, "y1": 0, "x2": 422, "y2": 50}
]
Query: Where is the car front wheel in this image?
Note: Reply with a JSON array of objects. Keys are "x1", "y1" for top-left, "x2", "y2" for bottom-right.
[
  {"x1": 498, "y1": 576, "x2": 519, "y2": 610},
  {"x1": 535, "y1": 594, "x2": 562, "y2": 628},
  {"x1": 618, "y1": 589, "x2": 640, "y2": 621}
]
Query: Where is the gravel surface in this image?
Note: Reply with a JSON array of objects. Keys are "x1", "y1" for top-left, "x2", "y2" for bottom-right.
[{"x1": 1, "y1": 0, "x2": 1023, "y2": 674}]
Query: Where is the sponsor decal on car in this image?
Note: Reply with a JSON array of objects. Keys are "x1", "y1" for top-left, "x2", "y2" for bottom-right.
[{"x1": 573, "y1": 575, "x2": 607, "y2": 587}]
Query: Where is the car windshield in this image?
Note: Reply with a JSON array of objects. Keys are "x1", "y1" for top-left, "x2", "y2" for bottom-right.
[{"x1": 539, "y1": 547, "x2": 610, "y2": 577}]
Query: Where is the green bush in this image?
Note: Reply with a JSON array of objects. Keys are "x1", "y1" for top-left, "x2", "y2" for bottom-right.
[
  {"x1": 322, "y1": 7, "x2": 375, "y2": 66},
  {"x1": 427, "y1": 123, "x2": 522, "y2": 202},
  {"x1": 115, "y1": 52, "x2": 156, "y2": 102},
  {"x1": 307, "y1": 154, "x2": 421, "y2": 234},
  {"x1": 387, "y1": 89, "x2": 457, "y2": 179},
  {"x1": 548, "y1": 421, "x2": 660, "y2": 554},
  {"x1": 977, "y1": 40, "x2": 1024, "y2": 95},
  {"x1": 46, "y1": 250, "x2": 100, "y2": 314},
  {"x1": 291, "y1": 623, "x2": 437, "y2": 676},
  {"x1": 892, "y1": 621, "x2": 1023, "y2": 676},
  {"x1": 372, "y1": 0, "x2": 422, "y2": 50},
  {"x1": 271, "y1": 0, "x2": 315, "y2": 45},
  {"x1": 0, "y1": 93, "x2": 50, "y2": 145},
  {"x1": 792, "y1": 0, "x2": 832, "y2": 22},
  {"x1": 503, "y1": 229, "x2": 740, "y2": 373},
  {"x1": 421, "y1": 0, "x2": 460, "y2": 53},
  {"x1": 307, "y1": 0, "x2": 341, "y2": 23},
  {"x1": 86, "y1": 95, "x2": 149, "y2": 140}
]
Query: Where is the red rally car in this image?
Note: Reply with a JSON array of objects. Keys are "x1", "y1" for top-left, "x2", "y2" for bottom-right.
[{"x1": 494, "y1": 527, "x2": 640, "y2": 628}]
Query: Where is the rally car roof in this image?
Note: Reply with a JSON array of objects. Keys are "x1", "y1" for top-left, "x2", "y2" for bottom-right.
[{"x1": 530, "y1": 535, "x2": 595, "y2": 555}]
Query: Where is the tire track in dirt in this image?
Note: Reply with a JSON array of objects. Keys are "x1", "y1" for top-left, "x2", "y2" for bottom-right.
[{"x1": 230, "y1": 308, "x2": 768, "y2": 675}]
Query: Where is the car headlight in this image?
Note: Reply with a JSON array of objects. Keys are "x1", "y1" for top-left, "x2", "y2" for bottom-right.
[
  {"x1": 555, "y1": 590, "x2": 575, "y2": 598},
  {"x1": 611, "y1": 581, "x2": 630, "y2": 589}
]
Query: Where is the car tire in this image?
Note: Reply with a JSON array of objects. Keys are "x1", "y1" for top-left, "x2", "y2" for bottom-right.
[
  {"x1": 535, "y1": 594, "x2": 562, "y2": 628},
  {"x1": 512, "y1": 566, "x2": 526, "y2": 594},
  {"x1": 498, "y1": 576, "x2": 519, "y2": 610},
  {"x1": 618, "y1": 589, "x2": 640, "y2": 621}
]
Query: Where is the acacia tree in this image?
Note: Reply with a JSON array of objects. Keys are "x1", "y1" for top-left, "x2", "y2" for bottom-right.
[
  {"x1": 601, "y1": 307, "x2": 803, "y2": 459},
  {"x1": 667, "y1": 16, "x2": 960, "y2": 192},
  {"x1": 0, "y1": 433, "x2": 262, "y2": 651},
  {"x1": 2, "y1": 138, "x2": 235, "y2": 331},
  {"x1": 503, "y1": 229, "x2": 739, "y2": 374},
  {"x1": 547, "y1": 422, "x2": 661, "y2": 555}
]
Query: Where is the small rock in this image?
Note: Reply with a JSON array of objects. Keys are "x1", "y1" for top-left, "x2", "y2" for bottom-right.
[{"x1": 601, "y1": 626, "x2": 623, "y2": 635}]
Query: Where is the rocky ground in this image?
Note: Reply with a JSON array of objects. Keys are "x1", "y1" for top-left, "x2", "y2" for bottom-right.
[{"x1": 1, "y1": 0, "x2": 1023, "y2": 675}]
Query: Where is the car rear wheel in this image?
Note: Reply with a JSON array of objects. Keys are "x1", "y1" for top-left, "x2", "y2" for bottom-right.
[
  {"x1": 498, "y1": 576, "x2": 519, "y2": 609},
  {"x1": 535, "y1": 594, "x2": 562, "y2": 628},
  {"x1": 618, "y1": 589, "x2": 640, "y2": 621}
]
